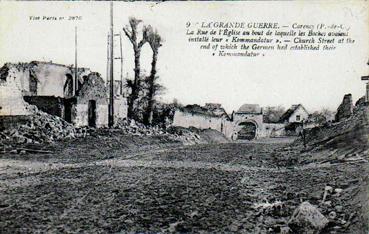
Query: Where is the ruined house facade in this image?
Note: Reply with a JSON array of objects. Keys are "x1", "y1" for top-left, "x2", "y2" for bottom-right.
[
  {"x1": 0, "y1": 61, "x2": 128, "y2": 127},
  {"x1": 172, "y1": 104, "x2": 234, "y2": 138},
  {"x1": 0, "y1": 63, "x2": 31, "y2": 116},
  {"x1": 172, "y1": 103, "x2": 308, "y2": 140},
  {"x1": 335, "y1": 94, "x2": 353, "y2": 122},
  {"x1": 231, "y1": 104, "x2": 286, "y2": 140}
]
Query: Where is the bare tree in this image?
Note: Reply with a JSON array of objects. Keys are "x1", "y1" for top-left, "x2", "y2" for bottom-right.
[
  {"x1": 123, "y1": 17, "x2": 148, "y2": 119},
  {"x1": 263, "y1": 105, "x2": 285, "y2": 123},
  {"x1": 309, "y1": 111, "x2": 327, "y2": 125},
  {"x1": 320, "y1": 108, "x2": 335, "y2": 122},
  {"x1": 172, "y1": 98, "x2": 183, "y2": 108},
  {"x1": 143, "y1": 26, "x2": 163, "y2": 125}
]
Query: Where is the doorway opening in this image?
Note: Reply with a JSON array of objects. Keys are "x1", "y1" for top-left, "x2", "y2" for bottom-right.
[
  {"x1": 238, "y1": 122, "x2": 257, "y2": 140},
  {"x1": 88, "y1": 100, "x2": 97, "y2": 127}
]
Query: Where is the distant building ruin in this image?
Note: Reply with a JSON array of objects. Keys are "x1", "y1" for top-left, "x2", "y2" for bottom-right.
[
  {"x1": 172, "y1": 103, "x2": 233, "y2": 138},
  {"x1": 0, "y1": 61, "x2": 128, "y2": 127},
  {"x1": 172, "y1": 103, "x2": 309, "y2": 140},
  {"x1": 335, "y1": 94, "x2": 353, "y2": 122},
  {"x1": 0, "y1": 64, "x2": 31, "y2": 116}
]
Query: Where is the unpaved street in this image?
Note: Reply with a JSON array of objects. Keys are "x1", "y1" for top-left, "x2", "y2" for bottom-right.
[{"x1": 0, "y1": 136, "x2": 368, "y2": 233}]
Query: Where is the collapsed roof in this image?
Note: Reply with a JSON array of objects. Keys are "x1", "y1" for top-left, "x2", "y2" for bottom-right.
[{"x1": 179, "y1": 104, "x2": 230, "y2": 119}]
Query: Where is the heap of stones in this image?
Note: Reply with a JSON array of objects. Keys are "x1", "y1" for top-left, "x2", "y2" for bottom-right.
[{"x1": 0, "y1": 105, "x2": 89, "y2": 147}]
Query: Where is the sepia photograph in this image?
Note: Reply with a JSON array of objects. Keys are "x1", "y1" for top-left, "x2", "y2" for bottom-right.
[{"x1": 0, "y1": 0, "x2": 368, "y2": 233}]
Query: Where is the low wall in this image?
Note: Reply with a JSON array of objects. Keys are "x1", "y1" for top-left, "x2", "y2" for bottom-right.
[
  {"x1": 262, "y1": 123, "x2": 286, "y2": 138},
  {"x1": 173, "y1": 111, "x2": 222, "y2": 131},
  {"x1": 172, "y1": 110, "x2": 234, "y2": 139}
]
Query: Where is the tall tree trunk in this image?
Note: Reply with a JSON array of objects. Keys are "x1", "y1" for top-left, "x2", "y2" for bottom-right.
[
  {"x1": 123, "y1": 18, "x2": 148, "y2": 121},
  {"x1": 144, "y1": 50, "x2": 158, "y2": 125},
  {"x1": 128, "y1": 45, "x2": 141, "y2": 119}
]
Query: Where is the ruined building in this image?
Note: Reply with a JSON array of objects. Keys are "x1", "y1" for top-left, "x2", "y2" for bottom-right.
[
  {"x1": 231, "y1": 104, "x2": 287, "y2": 140},
  {"x1": 172, "y1": 103, "x2": 233, "y2": 138},
  {"x1": 232, "y1": 104, "x2": 264, "y2": 140},
  {"x1": 172, "y1": 103, "x2": 308, "y2": 140},
  {"x1": 0, "y1": 63, "x2": 31, "y2": 116},
  {"x1": 335, "y1": 94, "x2": 353, "y2": 122},
  {"x1": 0, "y1": 61, "x2": 128, "y2": 127}
]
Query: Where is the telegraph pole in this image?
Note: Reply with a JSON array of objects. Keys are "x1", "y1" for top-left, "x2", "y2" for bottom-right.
[
  {"x1": 74, "y1": 26, "x2": 78, "y2": 95},
  {"x1": 119, "y1": 33, "x2": 123, "y2": 95},
  {"x1": 108, "y1": 1, "x2": 114, "y2": 127},
  {"x1": 106, "y1": 34, "x2": 110, "y2": 85}
]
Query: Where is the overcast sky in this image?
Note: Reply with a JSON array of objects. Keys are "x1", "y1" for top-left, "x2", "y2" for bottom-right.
[{"x1": 0, "y1": 1, "x2": 368, "y2": 113}]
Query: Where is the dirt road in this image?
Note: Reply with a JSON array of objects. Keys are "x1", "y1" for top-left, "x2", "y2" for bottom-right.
[{"x1": 0, "y1": 136, "x2": 368, "y2": 233}]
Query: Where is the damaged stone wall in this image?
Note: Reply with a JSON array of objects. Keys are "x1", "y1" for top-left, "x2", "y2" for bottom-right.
[
  {"x1": 0, "y1": 65, "x2": 30, "y2": 116},
  {"x1": 23, "y1": 96, "x2": 65, "y2": 118},
  {"x1": 173, "y1": 110, "x2": 223, "y2": 131},
  {"x1": 173, "y1": 108, "x2": 289, "y2": 140},
  {"x1": 72, "y1": 72, "x2": 109, "y2": 128},
  {"x1": 30, "y1": 62, "x2": 73, "y2": 97},
  {"x1": 0, "y1": 62, "x2": 126, "y2": 128},
  {"x1": 335, "y1": 94, "x2": 353, "y2": 122},
  {"x1": 172, "y1": 110, "x2": 233, "y2": 138},
  {"x1": 232, "y1": 113, "x2": 264, "y2": 139},
  {"x1": 0, "y1": 61, "x2": 92, "y2": 98},
  {"x1": 262, "y1": 123, "x2": 286, "y2": 138}
]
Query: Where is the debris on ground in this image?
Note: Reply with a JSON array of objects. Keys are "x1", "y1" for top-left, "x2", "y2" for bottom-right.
[
  {"x1": 114, "y1": 118, "x2": 167, "y2": 136},
  {"x1": 0, "y1": 105, "x2": 89, "y2": 152},
  {"x1": 113, "y1": 119, "x2": 227, "y2": 145},
  {"x1": 0, "y1": 109, "x2": 231, "y2": 155},
  {"x1": 288, "y1": 201, "x2": 329, "y2": 233}
]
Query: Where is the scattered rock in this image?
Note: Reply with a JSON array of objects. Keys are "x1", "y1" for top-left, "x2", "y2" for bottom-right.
[
  {"x1": 280, "y1": 226, "x2": 292, "y2": 234},
  {"x1": 335, "y1": 205, "x2": 343, "y2": 213},
  {"x1": 334, "y1": 188, "x2": 343, "y2": 196},
  {"x1": 328, "y1": 211, "x2": 337, "y2": 220},
  {"x1": 288, "y1": 201, "x2": 329, "y2": 233},
  {"x1": 0, "y1": 104, "x2": 89, "y2": 148},
  {"x1": 168, "y1": 221, "x2": 184, "y2": 233}
]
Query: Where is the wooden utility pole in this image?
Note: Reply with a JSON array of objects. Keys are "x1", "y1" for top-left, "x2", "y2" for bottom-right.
[
  {"x1": 106, "y1": 34, "x2": 110, "y2": 85},
  {"x1": 108, "y1": 1, "x2": 114, "y2": 127},
  {"x1": 74, "y1": 26, "x2": 78, "y2": 95},
  {"x1": 119, "y1": 33, "x2": 123, "y2": 95}
]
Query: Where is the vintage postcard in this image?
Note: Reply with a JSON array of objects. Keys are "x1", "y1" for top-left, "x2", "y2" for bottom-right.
[{"x1": 0, "y1": 0, "x2": 368, "y2": 233}]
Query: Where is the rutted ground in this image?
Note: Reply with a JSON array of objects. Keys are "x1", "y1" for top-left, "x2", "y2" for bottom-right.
[{"x1": 0, "y1": 138, "x2": 368, "y2": 233}]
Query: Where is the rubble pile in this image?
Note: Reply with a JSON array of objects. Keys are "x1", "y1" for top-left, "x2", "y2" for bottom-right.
[
  {"x1": 114, "y1": 119, "x2": 206, "y2": 145},
  {"x1": 114, "y1": 118, "x2": 167, "y2": 136},
  {"x1": 166, "y1": 126, "x2": 205, "y2": 145},
  {"x1": 0, "y1": 105, "x2": 88, "y2": 147},
  {"x1": 297, "y1": 106, "x2": 368, "y2": 149}
]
